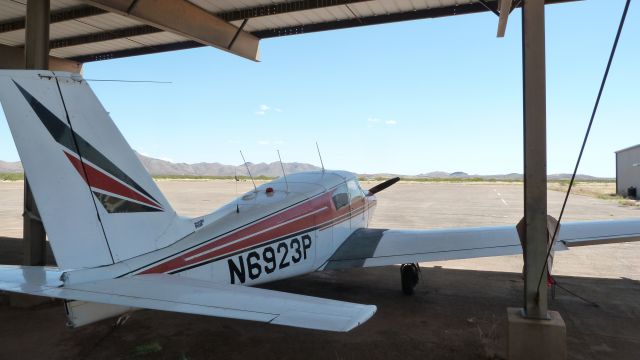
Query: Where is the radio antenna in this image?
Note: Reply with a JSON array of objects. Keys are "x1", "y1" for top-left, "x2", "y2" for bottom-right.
[
  {"x1": 239, "y1": 150, "x2": 256, "y2": 191},
  {"x1": 234, "y1": 168, "x2": 240, "y2": 213},
  {"x1": 277, "y1": 150, "x2": 289, "y2": 192},
  {"x1": 316, "y1": 142, "x2": 325, "y2": 173}
]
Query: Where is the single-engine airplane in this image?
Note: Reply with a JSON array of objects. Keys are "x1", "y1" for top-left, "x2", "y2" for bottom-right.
[{"x1": 0, "y1": 70, "x2": 639, "y2": 332}]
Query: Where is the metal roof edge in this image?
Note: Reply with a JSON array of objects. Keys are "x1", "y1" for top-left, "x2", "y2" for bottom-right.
[{"x1": 615, "y1": 144, "x2": 640, "y2": 154}]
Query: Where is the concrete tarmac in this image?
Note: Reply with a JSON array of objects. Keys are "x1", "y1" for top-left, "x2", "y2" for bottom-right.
[{"x1": 0, "y1": 180, "x2": 638, "y2": 359}]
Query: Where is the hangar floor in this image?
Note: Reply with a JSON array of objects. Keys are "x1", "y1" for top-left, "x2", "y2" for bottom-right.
[{"x1": 0, "y1": 180, "x2": 638, "y2": 359}]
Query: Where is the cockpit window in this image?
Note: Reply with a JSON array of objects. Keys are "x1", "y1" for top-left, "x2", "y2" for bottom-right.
[
  {"x1": 332, "y1": 184, "x2": 349, "y2": 210},
  {"x1": 347, "y1": 179, "x2": 364, "y2": 203}
]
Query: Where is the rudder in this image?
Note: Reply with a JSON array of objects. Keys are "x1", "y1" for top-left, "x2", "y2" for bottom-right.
[{"x1": 0, "y1": 70, "x2": 189, "y2": 269}]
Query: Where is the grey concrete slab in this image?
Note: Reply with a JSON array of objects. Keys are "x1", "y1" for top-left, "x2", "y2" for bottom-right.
[
  {"x1": 0, "y1": 181, "x2": 24, "y2": 238},
  {"x1": 508, "y1": 308, "x2": 566, "y2": 360}
]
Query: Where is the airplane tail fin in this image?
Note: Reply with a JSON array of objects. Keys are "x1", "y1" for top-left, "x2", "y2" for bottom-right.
[{"x1": 0, "y1": 70, "x2": 192, "y2": 269}]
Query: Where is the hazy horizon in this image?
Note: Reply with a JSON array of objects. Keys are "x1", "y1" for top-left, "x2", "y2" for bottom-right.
[{"x1": 0, "y1": 153, "x2": 615, "y2": 179}]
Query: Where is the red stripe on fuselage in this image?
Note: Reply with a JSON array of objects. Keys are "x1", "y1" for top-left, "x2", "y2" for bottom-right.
[
  {"x1": 138, "y1": 189, "x2": 370, "y2": 275},
  {"x1": 64, "y1": 151, "x2": 162, "y2": 209},
  {"x1": 319, "y1": 203, "x2": 371, "y2": 231}
]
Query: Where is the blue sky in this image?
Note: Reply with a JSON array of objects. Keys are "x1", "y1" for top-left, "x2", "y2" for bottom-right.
[{"x1": 1, "y1": 0, "x2": 638, "y2": 177}]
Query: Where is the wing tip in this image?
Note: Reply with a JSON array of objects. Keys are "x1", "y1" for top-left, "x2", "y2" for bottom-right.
[
  {"x1": 270, "y1": 304, "x2": 377, "y2": 332},
  {"x1": 342, "y1": 304, "x2": 377, "y2": 332}
]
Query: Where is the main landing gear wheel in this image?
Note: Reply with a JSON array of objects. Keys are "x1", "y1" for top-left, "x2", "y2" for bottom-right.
[{"x1": 400, "y1": 263, "x2": 420, "y2": 295}]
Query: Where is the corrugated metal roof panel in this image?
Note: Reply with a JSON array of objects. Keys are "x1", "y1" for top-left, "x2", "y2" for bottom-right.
[
  {"x1": 77, "y1": 13, "x2": 144, "y2": 30},
  {"x1": 127, "y1": 32, "x2": 186, "y2": 46},
  {"x1": 0, "y1": 0, "x2": 86, "y2": 20},
  {"x1": 189, "y1": 0, "x2": 276, "y2": 14},
  {"x1": 232, "y1": 7, "x2": 357, "y2": 32},
  {"x1": 48, "y1": 31, "x2": 188, "y2": 58},
  {"x1": 238, "y1": 16, "x2": 280, "y2": 33},
  {"x1": 357, "y1": 1, "x2": 387, "y2": 16},
  {"x1": 241, "y1": 0, "x2": 482, "y2": 32},
  {"x1": 49, "y1": 19, "x2": 101, "y2": 38},
  {"x1": 0, "y1": 0, "x2": 26, "y2": 21},
  {"x1": 51, "y1": 0, "x2": 85, "y2": 10},
  {"x1": 0, "y1": 32, "x2": 22, "y2": 46},
  {"x1": 325, "y1": 5, "x2": 352, "y2": 20},
  {"x1": 0, "y1": 19, "x2": 109, "y2": 47},
  {"x1": 50, "y1": 38, "x2": 139, "y2": 58}
]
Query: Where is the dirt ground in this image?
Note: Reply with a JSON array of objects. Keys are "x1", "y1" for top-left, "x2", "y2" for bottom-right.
[
  {"x1": 547, "y1": 181, "x2": 639, "y2": 207},
  {"x1": 0, "y1": 180, "x2": 639, "y2": 359}
]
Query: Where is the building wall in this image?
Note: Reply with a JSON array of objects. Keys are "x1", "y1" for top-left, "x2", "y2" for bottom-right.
[{"x1": 616, "y1": 145, "x2": 640, "y2": 198}]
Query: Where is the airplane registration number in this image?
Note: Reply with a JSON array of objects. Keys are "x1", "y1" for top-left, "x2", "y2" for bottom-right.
[{"x1": 227, "y1": 234, "x2": 312, "y2": 284}]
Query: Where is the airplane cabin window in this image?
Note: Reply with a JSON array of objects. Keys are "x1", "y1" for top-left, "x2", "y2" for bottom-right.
[
  {"x1": 332, "y1": 184, "x2": 349, "y2": 210},
  {"x1": 347, "y1": 180, "x2": 364, "y2": 203}
]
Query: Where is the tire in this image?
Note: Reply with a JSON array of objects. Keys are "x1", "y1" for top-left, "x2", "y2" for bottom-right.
[{"x1": 401, "y1": 264, "x2": 419, "y2": 295}]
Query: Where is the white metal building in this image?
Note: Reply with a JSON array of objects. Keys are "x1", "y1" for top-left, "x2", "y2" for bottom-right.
[{"x1": 616, "y1": 144, "x2": 640, "y2": 198}]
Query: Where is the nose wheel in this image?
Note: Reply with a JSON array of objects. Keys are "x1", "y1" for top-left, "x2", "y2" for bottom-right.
[{"x1": 400, "y1": 263, "x2": 420, "y2": 295}]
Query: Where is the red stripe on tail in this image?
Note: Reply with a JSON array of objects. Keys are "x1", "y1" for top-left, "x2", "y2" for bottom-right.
[{"x1": 64, "y1": 151, "x2": 162, "y2": 210}]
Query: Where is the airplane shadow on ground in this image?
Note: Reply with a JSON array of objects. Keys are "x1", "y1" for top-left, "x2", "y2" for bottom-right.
[{"x1": 0, "y1": 237, "x2": 638, "y2": 360}]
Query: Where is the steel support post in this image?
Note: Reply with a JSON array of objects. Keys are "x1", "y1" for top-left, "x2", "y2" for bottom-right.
[
  {"x1": 522, "y1": 0, "x2": 549, "y2": 319},
  {"x1": 25, "y1": 0, "x2": 50, "y2": 70},
  {"x1": 23, "y1": 0, "x2": 50, "y2": 266}
]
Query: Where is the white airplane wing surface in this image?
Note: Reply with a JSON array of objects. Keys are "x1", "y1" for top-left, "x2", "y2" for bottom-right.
[
  {"x1": 323, "y1": 219, "x2": 640, "y2": 270},
  {"x1": 0, "y1": 266, "x2": 375, "y2": 332}
]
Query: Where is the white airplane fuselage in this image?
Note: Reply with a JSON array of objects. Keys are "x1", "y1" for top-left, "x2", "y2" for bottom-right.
[{"x1": 64, "y1": 171, "x2": 377, "y2": 287}]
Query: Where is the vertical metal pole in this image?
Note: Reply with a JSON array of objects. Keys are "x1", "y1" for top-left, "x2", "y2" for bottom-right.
[
  {"x1": 23, "y1": 0, "x2": 50, "y2": 266},
  {"x1": 25, "y1": 0, "x2": 50, "y2": 70},
  {"x1": 522, "y1": 0, "x2": 548, "y2": 319}
]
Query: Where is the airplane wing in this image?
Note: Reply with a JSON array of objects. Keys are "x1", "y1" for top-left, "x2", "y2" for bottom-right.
[
  {"x1": 0, "y1": 266, "x2": 375, "y2": 332},
  {"x1": 323, "y1": 219, "x2": 640, "y2": 270}
]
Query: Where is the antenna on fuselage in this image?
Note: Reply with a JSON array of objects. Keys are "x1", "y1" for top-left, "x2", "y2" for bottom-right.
[
  {"x1": 234, "y1": 168, "x2": 240, "y2": 213},
  {"x1": 239, "y1": 150, "x2": 257, "y2": 191},
  {"x1": 277, "y1": 150, "x2": 289, "y2": 192},
  {"x1": 316, "y1": 142, "x2": 325, "y2": 173}
]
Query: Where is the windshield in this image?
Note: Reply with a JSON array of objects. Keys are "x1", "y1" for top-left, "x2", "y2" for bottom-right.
[{"x1": 347, "y1": 179, "x2": 364, "y2": 203}]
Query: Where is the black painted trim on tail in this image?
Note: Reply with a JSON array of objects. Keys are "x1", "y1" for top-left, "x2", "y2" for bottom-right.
[
  {"x1": 93, "y1": 192, "x2": 163, "y2": 213},
  {"x1": 12, "y1": 80, "x2": 160, "y2": 205},
  {"x1": 13, "y1": 80, "x2": 77, "y2": 151}
]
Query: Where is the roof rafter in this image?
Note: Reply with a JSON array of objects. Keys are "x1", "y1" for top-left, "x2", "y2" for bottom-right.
[
  {"x1": 218, "y1": 0, "x2": 371, "y2": 22},
  {"x1": 252, "y1": 0, "x2": 575, "y2": 38},
  {"x1": 496, "y1": 0, "x2": 513, "y2": 37},
  {"x1": 0, "y1": 6, "x2": 107, "y2": 34},
  {"x1": 69, "y1": 40, "x2": 202, "y2": 63},
  {"x1": 84, "y1": 0, "x2": 260, "y2": 61},
  {"x1": 49, "y1": 25, "x2": 162, "y2": 49}
]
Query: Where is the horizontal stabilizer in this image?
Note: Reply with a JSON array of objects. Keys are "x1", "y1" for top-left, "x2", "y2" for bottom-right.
[{"x1": 0, "y1": 266, "x2": 375, "y2": 332}]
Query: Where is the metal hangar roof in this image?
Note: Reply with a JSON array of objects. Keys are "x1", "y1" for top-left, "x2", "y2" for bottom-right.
[{"x1": 0, "y1": 0, "x2": 575, "y2": 64}]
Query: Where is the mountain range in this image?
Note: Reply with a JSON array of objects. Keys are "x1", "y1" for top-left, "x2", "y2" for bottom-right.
[
  {"x1": 0, "y1": 154, "x2": 609, "y2": 180},
  {"x1": 136, "y1": 153, "x2": 321, "y2": 177},
  {"x1": 0, "y1": 160, "x2": 22, "y2": 173}
]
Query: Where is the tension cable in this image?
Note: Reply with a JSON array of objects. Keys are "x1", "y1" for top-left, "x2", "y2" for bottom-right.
[{"x1": 535, "y1": 0, "x2": 632, "y2": 301}]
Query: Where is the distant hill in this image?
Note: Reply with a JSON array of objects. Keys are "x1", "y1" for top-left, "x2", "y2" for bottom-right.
[
  {"x1": 136, "y1": 153, "x2": 321, "y2": 177},
  {"x1": 1, "y1": 155, "x2": 610, "y2": 180},
  {"x1": 0, "y1": 160, "x2": 22, "y2": 173},
  {"x1": 366, "y1": 171, "x2": 609, "y2": 181}
]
